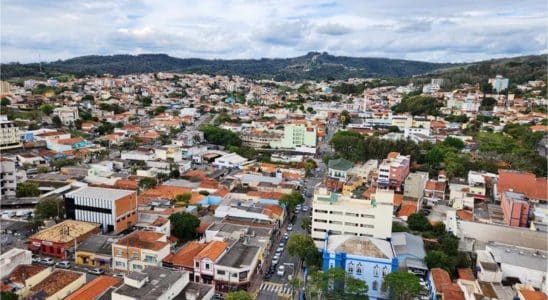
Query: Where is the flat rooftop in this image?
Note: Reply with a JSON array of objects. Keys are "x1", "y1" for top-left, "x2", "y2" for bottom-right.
[
  {"x1": 113, "y1": 266, "x2": 188, "y2": 300},
  {"x1": 31, "y1": 220, "x2": 100, "y2": 243},
  {"x1": 66, "y1": 186, "x2": 135, "y2": 201},
  {"x1": 217, "y1": 241, "x2": 259, "y2": 268}
]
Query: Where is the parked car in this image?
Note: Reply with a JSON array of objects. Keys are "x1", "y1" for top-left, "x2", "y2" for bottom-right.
[
  {"x1": 276, "y1": 246, "x2": 284, "y2": 253},
  {"x1": 112, "y1": 273, "x2": 125, "y2": 278},
  {"x1": 40, "y1": 257, "x2": 54, "y2": 266},
  {"x1": 283, "y1": 232, "x2": 289, "y2": 240},
  {"x1": 55, "y1": 261, "x2": 72, "y2": 269},
  {"x1": 277, "y1": 265, "x2": 285, "y2": 276},
  {"x1": 88, "y1": 268, "x2": 105, "y2": 275},
  {"x1": 272, "y1": 257, "x2": 279, "y2": 266},
  {"x1": 279, "y1": 241, "x2": 285, "y2": 248},
  {"x1": 32, "y1": 255, "x2": 41, "y2": 263},
  {"x1": 287, "y1": 224, "x2": 293, "y2": 231},
  {"x1": 302, "y1": 206, "x2": 309, "y2": 212}
]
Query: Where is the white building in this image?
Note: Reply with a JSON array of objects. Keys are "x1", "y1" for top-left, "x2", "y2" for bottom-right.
[
  {"x1": 121, "y1": 150, "x2": 156, "y2": 161},
  {"x1": 311, "y1": 188, "x2": 394, "y2": 247},
  {"x1": 0, "y1": 248, "x2": 32, "y2": 278},
  {"x1": 53, "y1": 107, "x2": 79, "y2": 125},
  {"x1": 213, "y1": 153, "x2": 249, "y2": 169},
  {"x1": 0, "y1": 115, "x2": 21, "y2": 150},
  {"x1": 0, "y1": 158, "x2": 16, "y2": 197},
  {"x1": 489, "y1": 75, "x2": 509, "y2": 93},
  {"x1": 154, "y1": 145, "x2": 183, "y2": 162},
  {"x1": 112, "y1": 266, "x2": 189, "y2": 300}
]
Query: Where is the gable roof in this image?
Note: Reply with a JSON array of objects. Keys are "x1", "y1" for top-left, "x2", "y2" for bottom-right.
[
  {"x1": 498, "y1": 169, "x2": 548, "y2": 201},
  {"x1": 194, "y1": 240, "x2": 229, "y2": 261},
  {"x1": 65, "y1": 276, "x2": 121, "y2": 300},
  {"x1": 328, "y1": 158, "x2": 354, "y2": 171},
  {"x1": 163, "y1": 241, "x2": 207, "y2": 268}
]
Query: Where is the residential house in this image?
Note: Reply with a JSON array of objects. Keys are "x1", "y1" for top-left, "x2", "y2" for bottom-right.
[
  {"x1": 377, "y1": 152, "x2": 410, "y2": 191},
  {"x1": 111, "y1": 266, "x2": 190, "y2": 300},
  {"x1": 75, "y1": 234, "x2": 116, "y2": 270},
  {"x1": 4, "y1": 264, "x2": 52, "y2": 298},
  {"x1": 214, "y1": 239, "x2": 262, "y2": 292},
  {"x1": 112, "y1": 231, "x2": 170, "y2": 272},
  {"x1": 193, "y1": 241, "x2": 229, "y2": 284}
]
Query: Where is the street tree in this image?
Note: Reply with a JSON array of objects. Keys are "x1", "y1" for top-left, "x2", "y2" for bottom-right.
[
  {"x1": 382, "y1": 271, "x2": 422, "y2": 300},
  {"x1": 138, "y1": 177, "x2": 157, "y2": 190},
  {"x1": 287, "y1": 234, "x2": 321, "y2": 268},
  {"x1": 225, "y1": 291, "x2": 253, "y2": 300},
  {"x1": 303, "y1": 159, "x2": 317, "y2": 176},
  {"x1": 279, "y1": 191, "x2": 305, "y2": 211},
  {"x1": 176, "y1": 192, "x2": 192, "y2": 206},
  {"x1": 307, "y1": 267, "x2": 368, "y2": 300},
  {"x1": 16, "y1": 182, "x2": 40, "y2": 197},
  {"x1": 35, "y1": 196, "x2": 65, "y2": 220},
  {"x1": 168, "y1": 212, "x2": 200, "y2": 242},
  {"x1": 407, "y1": 213, "x2": 431, "y2": 232}
]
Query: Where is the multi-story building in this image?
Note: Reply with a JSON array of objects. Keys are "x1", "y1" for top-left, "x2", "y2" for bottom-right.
[
  {"x1": 467, "y1": 171, "x2": 487, "y2": 200},
  {"x1": 65, "y1": 186, "x2": 137, "y2": 234},
  {"x1": 193, "y1": 240, "x2": 229, "y2": 285},
  {"x1": 327, "y1": 158, "x2": 354, "y2": 181},
  {"x1": 112, "y1": 231, "x2": 170, "y2": 272},
  {"x1": 489, "y1": 75, "x2": 509, "y2": 93},
  {"x1": 403, "y1": 172, "x2": 429, "y2": 201},
  {"x1": 322, "y1": 235, "x2": 398, "y2": 299},
  {"x1": 500, "y1": 191, "x2": 530, "y2": 227},
  {"x1": 0, "y1": 115, "x2": 22, "y2": 150},
  {"x1": 270, "y1": 124, "x2": 317, "y2": 153},
  {"x1": 214, "y1": 240, "x2": 261, "y2": 292},
  {"x1": 311, "y1": 188, "x2": 394, "y2": 247},
  {"x1": 424, "y1": 177, "x2": 447, "y2": 205},
  {"x1": 111, "y1": 266, "x2": 191, "y2": 300},
  {"x1": 53, "y1": 107, "x2": 79, "y2": 125},
  {"x1": 0, "y1": 157, "x2": 16, "y2": 197},
  {"x1": 377, "y1": 152, "x2": 410, "y2": 191}
]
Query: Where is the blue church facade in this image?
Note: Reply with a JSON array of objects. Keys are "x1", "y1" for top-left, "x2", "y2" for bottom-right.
[{"x1": 322, "y1": 235, "x2": 398, "y2": 299}]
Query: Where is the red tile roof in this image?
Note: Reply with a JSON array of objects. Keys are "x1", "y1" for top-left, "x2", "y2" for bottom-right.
[
  {"x1": 431, "y1": 268, "x2": 452, "y2": 293},
  {"x1": 498, "y1": 169, "x2": 548, "y2": 201},
  {"x1": 247, "y1": 191, "x2": 285, "y2": 200},
  {"x1": 519, "y1": 289, "x2": 548, "y2": 300},
  {"x1": 30, "y1": 270, "x2": 83, "y2": 297},
  {"x1": 194, "y1": 240, "x2": 229, "y2": 261},
  {"x1": 456, "y1": 210, "x2": 473, "y2": 221},
  {"x1": 65, "y1": 276, "x2": 121, "y2": 300},
  {"x1": 9, "y1": 264, "x2": 47, "y2": 284},
  {"x1": 115, "y1": 231, "x2": 169, "y2": 251},
  {"x1": 457, "y1": 268, "x2": 475, "y2": 281},
  {"x1": 163, "y1": 242, "x2": 207, "y2": 268},
  {"x1": 398, "y1": 201, "x2": 418, "y2": 217}
]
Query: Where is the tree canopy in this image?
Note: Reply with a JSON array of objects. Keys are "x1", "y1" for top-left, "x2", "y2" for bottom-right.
[
  {"x1": 16, "y1": 182, "x2": 40, "y2": 197},
  {"x1": 392, "y1": 95, "x2": 442, "y2": 116},
  {"x1": 279, "y1": 191, "x2": 305, "y2": 211},
  {"x1": 201, "y1": 125, "x2": 242, "y2": 147},
  {"x1": 225, "y1": 291, "x2": 253, "y2": 300},
  {"x1": 382, "y1": 271, "x2": 422, "y2": 300},
  {"x1": 287, "y1": 234, "x2": 322, "y2": 268},
  {"x1": 168, "y1": 212, "x2": 200, "y2": 242},
  {"x1": 307, "y1": 267, "x2": 368, "y2": 300}
]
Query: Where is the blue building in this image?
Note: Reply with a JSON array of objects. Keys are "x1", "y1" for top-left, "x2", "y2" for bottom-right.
[{"x1": 322, "y1": 235, "x2": 398, "y2": 299}]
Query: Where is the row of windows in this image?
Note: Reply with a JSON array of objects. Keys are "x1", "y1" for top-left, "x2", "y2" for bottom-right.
[
  {"x1": 346, "y1": 263, "x2": 390, "y2": 278},
  {"x1": 313, "y1": 210, "x2": 374, "y2": 218}
]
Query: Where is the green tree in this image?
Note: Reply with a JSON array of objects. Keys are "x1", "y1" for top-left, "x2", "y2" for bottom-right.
[
  {"x1": 138, "y1": 177, "x2": 157, "y2": 190},
  {"x1": 35, "y1": 196, "x2": 65, "y2": 220},
  {"x1": 439, "y1": 234, "x2": 459, "y2": 256},
  {"x1": 442, "y1": 137, "x2": 465, "y2": 150},
  {"x1": 279, "y1": 191, "x2": 305, "y2": 211},
  {"x1": 392, "y1": 95, "x2": 442, "y2": 116},
  {"x1": 339, "y1": 110, "x2": 351, "y2": 127},
  {"x1": 383, "y1": 271, "x2": 422, "y2": 300},
  {"x1": 425, "y1": 250, "x2": 455, "y2": 273},
  {"x1": 301, "y1": 216, "x2": 312, "y2": 232},
  {"x1": 39, "y1": 104, "x2": 55, "y2": 115},
  {"x1": 52, "y1": 115, "x2": 62, "y2": 128},
  {"x1": 407, "y1": 213, "x2": 431, "y2": 232},
  {"x1": 307, "y1": 268, "x2": 368, "y2": 300},
  {"x1": 16, "y1": 182, "x2": 40, "y2": 197},
  {"x1": 287, "y1": 234, "x2": 322, "y2": 268},
  {"x1": 0, "y1": 98, "x2": 10, "y2": 106},
  {"x1": 304, "y1": 158, "x2": 317, "y2": 176},
  {"x1": 225, "y1": 291, "x2": 253, "y2": 300},
  {"x1": 201, "y1": 125, "x2": 242, "y2": 147},
  {"x1": 168, "y1": 212, "x2": 200, "y2": 242},
  {"x1": 0, "y1": 291, "x2": 17, "y2": 300},
  {"x1": 176, "y1": 192, "x2": 192, "y2": 205},
  {"x1": 392, "y1": 221, "x2": 409, "y2": 233}
]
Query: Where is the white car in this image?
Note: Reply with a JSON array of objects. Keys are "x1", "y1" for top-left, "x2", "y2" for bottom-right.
[
  {"x1": 55, "y1": 261, "x2": 71, "y2": 269},
  {"x1": 302, "y1": 206, "x2": 309, "y2": 212},
  {"x1": 279, "y1": 241, "x2": 285, "y2": 248},
  {"x1": 40, "y1": 257, "x2": 54, "y2": 266},
  {"x1": 283, "y1": 233, "x2": 289, "y2": 240},
  {"x1": 272, "y1": 257, "x2": 279, "y2": 266},
  {"x1": 277, "y1": 265, "x2": 285, "y2": 276},
  {"x1": 287, "y1": 224, "x2": 293, "y2": 231},
  {"x1": 276, "y1": 246, "x2": 284, "y2": 253}
]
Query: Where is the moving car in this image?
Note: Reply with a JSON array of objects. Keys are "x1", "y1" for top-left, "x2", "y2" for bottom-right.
[{"x1": 277, "y1": 265, "x2": 285, "y2": 276}]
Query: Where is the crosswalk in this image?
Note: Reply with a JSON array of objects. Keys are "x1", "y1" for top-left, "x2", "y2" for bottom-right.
[{"x1": 259, "y1": 281, "x2": 294, "y2": 298}]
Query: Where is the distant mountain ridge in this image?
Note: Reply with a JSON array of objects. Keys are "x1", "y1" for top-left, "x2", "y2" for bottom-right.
[
  {"x1": 1, "y1": 52, "x2": 546, "y2": 83},
  {"x1": 1, "y1": 52, "x2": 451, "y2": 81}
]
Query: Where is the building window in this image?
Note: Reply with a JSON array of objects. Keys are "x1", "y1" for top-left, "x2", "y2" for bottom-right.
[
  {"x1": 217, "y1": 270, "x2": 225, "y2": 275},
  {"x1": 133, "y1": 264, "x2": 142, "y2": 270},
  {"x1": 356, "y1": 263, "x2": 362, "y2": 275},
  {"x1": 382, "y1": 266, "x2": 389, "y2": 277},
  {"x1": 115, "y1": 261, "x2": 125, "y2": 268},
  {"x1": 347, "y1": 262, "x2": 354, "y2": 273},
  {"x1": 116, "y1": 249, "x2": 123, "y2": 257},
  {"x1": 374, "y1": 265, "x2": 379, "y2": 277},
  {"x1": 329, "y1": 263, "x2": 334, "y2": 269},
  {"x1": 372, "y1": 281, "x2": 378, "y2": 291},
  {"x1": 205, "y1": 263, "x2": 210, "y2": 270},
  {"x1": 195, "y1": 261, "x2": 199, "y2": 268}
]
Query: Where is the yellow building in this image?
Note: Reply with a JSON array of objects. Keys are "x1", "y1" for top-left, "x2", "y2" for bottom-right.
[{"x1": 74, "y1": 234, "x2": 114, "y2": 269}]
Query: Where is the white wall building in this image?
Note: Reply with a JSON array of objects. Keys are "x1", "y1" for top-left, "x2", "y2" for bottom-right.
[
  {"x1": 0, "y1": 158, "x2": 17, "y2": 197},
  {"x1": 0, "y1": 115, "x2": 21, "y2": 150}
]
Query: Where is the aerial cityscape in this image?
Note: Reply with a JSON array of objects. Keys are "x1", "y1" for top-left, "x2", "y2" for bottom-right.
[{"x1": 0, "y1": 1, "x2": 547, "y2": 300}]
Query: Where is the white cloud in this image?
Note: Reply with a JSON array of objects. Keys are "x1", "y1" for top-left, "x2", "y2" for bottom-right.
[{"x1": 0, "y1": 0, "x2": 546, "y2": 63}]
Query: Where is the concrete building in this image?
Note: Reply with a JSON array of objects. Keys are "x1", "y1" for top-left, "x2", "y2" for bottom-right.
[
  {"x1": 193, "y1": 240, "x2": 229, "y2": 284},
  {"x1": 0, "y1": 115, "x2": 22, "y2": 150},
  {"x1": 112, "y1": 266, "x2": 189, "y2": 300},
  {"x1": 28, "y1": 269, "x2": 86, "y2": 300},
  {"x1": 4, "y1": 264, "x2": 52, "y2": 298},
  {"x1": 311, "y1": 188, "x2": 394, "y2": 246},
  {"x1": 214, "y1": 240, "x2": 262, "y2": 292},
  {"x1": 403, "y1": 172, "x2": 429, "y2": 201},
  {"x1": 270, "y1": 124, "x2": 317, "y2": 153},
  {"x1": 391, "y1": 232, "x2": 427, "y2": 277},
  {"x1": 322, "y1": 235, "x2": 398, "y2": 299},
  {"x1": 53, "y1": 107, "x2": 79, "y2": 126},
  {"x1": 75, "y1": 234, "x2": 116, "y2": 270},
  {"x1": 489, "y1": 75, "x2": 509, "y2": 93},
  {"x1": 29, "y1": 220, "x2": 101, "y2": 259},
  {"x1": 212, "y1": 153, "x2": 249, "y2": 169},
  {"x1": 0, "y1": 248, "x2": 32, "y2": 278},
  {"x1": 65, "y1": 186, "x2": 137, "y2": 233},
  {"x1": 500, "y1": 191, "x2": 530, "y2": 227},
  {"x1": 154, "y1": 145, "x2": 183, "y2": 162},
  {"x1": 377, "y1": 152, "x2": 410, "y2": 191},
  {"x1": 0, "y1": 157, "x2": 16, "y2": 197},
  {"x1": 112, "y1": 231, "x2": 170, "y2": 272},
  {"x1": 327, "y1": 158, "x2": 354, "y2": 181}
]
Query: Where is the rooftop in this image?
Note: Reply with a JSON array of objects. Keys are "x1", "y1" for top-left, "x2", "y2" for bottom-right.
[
  {"x1": 115, "y1": 231, "x2": 169, "y2": 251},
  {"x1": 174, "y1": 281, "x2": 214, "y2": 300},
  {"x1": 163, "y1": 242, "x2": 208, "y2": 268},
  {"x1": 30, "y1": 270, "x2": 84, "y2": 297},
  {"x1": 9, "y1": 264, "x2": 48, "y2": 284},
  {"x1": 31, "y1": 220, "x2": 100, "y2": 244},
  {"x1": 328, "y1": 158, "x2": 354, "y2": 171},
  {"x1": 113, "y1": 266, "x2": 188, "y2": 300},
  {"x1": 65, "y1": 276, "x2": 121, "y2": 300},
  {"x1": 76, "y1": 234, "x2": 116, "y2": 256},
  {"x1": 430, "y1": 268, "x2": 452, "y2": 293},
  {"x1": 195, "y1": 240, "x2": 229, "y2": 261},
  {"x1": 327, "y1": 235, "x2": 394, "y2": 259},
  {"x1": 66, "y1": 186, "x2": 135, "y2": 201},
  {"x1": 217, "y1": 241, "x2": 259, "y2": 268}
]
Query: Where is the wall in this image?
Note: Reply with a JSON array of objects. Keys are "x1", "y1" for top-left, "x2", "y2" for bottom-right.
[{"x1": 48, "y1": 273, "x2": 86, "y2": 300}]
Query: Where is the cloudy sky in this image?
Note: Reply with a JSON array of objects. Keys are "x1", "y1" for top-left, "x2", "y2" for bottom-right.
[{"x1": 1, "y1": 0, "x2": 546, "y2": 63}]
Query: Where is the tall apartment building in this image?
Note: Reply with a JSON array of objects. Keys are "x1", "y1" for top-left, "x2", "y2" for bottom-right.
[
  {"x1": 65, "y1": 186, "x2": 137, "y2": 233},
  {"x1": 270, "y1": 124, "x2": 317, "y2": 153},
  {"x1": 112, "y1": 231, "x2": 170, "y2": 272},
  {"x1": 0, "y1": 115, "x2": 21, "y2": 150},
  {"x1": 0, "y1": 157, "x2": 16, "y2": 197},
  {"x1": 377, "y1": 152, "x2": 410, "y2": 191},
  {"x1": 488, "y1": 75, "x2": 509, "y2": 93},
  {"x1": 501, "y1": 191, "x2": 530, "y2": 227},
  {"x1": 311, "y1": 188, "x2": 394, "y2": 247}
]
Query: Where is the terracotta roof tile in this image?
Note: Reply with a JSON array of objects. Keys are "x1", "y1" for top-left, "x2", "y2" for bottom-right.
[
  {"x1": 519, "y1": 289, "x2": 548, "y2": 300},
  {"x1": 30, "y1": 270, "x2": 83, "y2": 297},
  {"x1": 498, "y1": 169, "x2": 548, "y2": 201},
  {"x1": 398, "y1": 201, "x2": 417, "y2": 217},
  {"x1": 457, "y1": 268, "x2": 475, "y2": 281},
  {"x1": 456, "y1": 210, "x2": 473, "y2": 221},
  {"x1": 163, "y1": 242, "x2": 207, "y2": 268},
  {"x1": 247, "y1": 191, "x2": 285, "y2": 200},
  {"x1": 65, "y1": 276, "x2": 121, "y2": 300},
  {"x1": 9, "y1": 264, "x2": 47, "y2": 284},
  {"x1": 195, "y1": 241, "x2": 229, "y2": 261},
  {"x1": 431, "y1": 268, "x2": 452, "y2": 293},
  {"x1": 115, "y1": 230, "x2": 169, "y2": 251}
]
